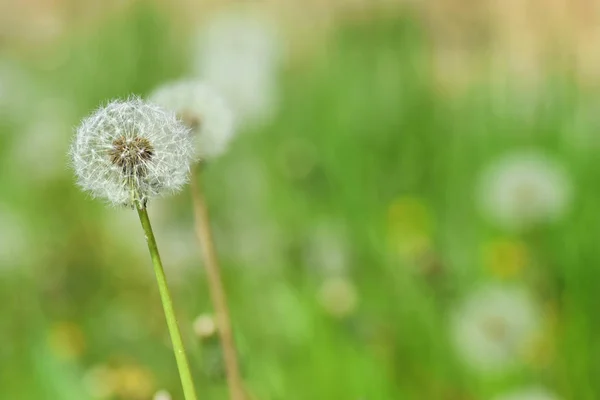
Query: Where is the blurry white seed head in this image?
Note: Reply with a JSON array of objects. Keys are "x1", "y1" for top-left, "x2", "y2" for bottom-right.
[
  {"x1": 492, "y1": 386, "x2": 561, "y2": 400},
  {"x1": 70, "y1": 97, "x2": 195, "y2": 207},
  {"x1": 451, "y1": 284, "x2": 541, "y2": 373},
  {"x1": 318, "y1": 276, "x2": 358, "y2": 318},
  {"x1": 193, "y1": 313, "x2": 217, "y2": 339},
  {"x1": 193, "y1": 9, "x2": 283, "y2": 124},
  {"x1": 153, "y1": 389, "x2": 172, "y2": 400},
  {"x1": 149, "y1": 80, "x2": 235, "y2": 159},
  {"x1": 477, "y1": 151, "x2": 572, "y2": 230}
]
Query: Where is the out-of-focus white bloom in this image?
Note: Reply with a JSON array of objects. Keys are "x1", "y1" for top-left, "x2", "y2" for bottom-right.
[
  {"x1": 451, "y1": 284, "x2": 541, "y2": 373},
  {"x1": 70, "y1": 98, "x2": 194, "y2": 207},
  {"x1": 153, "y1": 389, "x2": 172, "y2": 400},
  {"x1": 304, "y1": 220, "x2": 349, "y2": 275},
  {"x1": 193, "y1": 313, "x2": 217, "y2": 338},
  {"x1": 492, "y1": 386, "x2": 561, "y2": 400},
  {"x1": 477, "y1": 151, "x2": 572, "y2": 230},
  {"x1": 318, "y1": 276, "x2": 358, "y2": 318},
  {"x1": 193, "y1": 9, "x2": 283, "y2": 124},
  {"x1": 149, "y1": 80, "x2": 235, "y2": 159}
]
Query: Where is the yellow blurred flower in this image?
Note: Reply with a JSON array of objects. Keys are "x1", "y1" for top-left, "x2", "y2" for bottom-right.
[
  {"x1": 112, "y1": 364, "x2": 155, "y2": 400},
  {"x1": 387, "y1": 196, "x2": 433, "y2": 261},
  {"x1": 482, "y1": 238, "x2": 528, "y2": 279},
  {"x1": 83, "y1": 363, "x2": 155, "y2": 400},
  {"x1": 47, "y1": 321, "x2": 86, "y2": 361}
]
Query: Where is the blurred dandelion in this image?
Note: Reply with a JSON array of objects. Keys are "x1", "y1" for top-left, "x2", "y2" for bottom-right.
[
  {"x1": 477, "y1": 151, "x2": 572, "y2": 231},
  {"x1": 451, "y1": 284, "x2": 541, "y2": 373},
  {"x1": 70, "y1": 98, "x2": 198, "y2": 399},
  {"x1": 318, "y1": 276, "x2": 359, "y2": 319},
  {"x1": 492, "y1": 386, "x2": 561, "y2": 400},
  {"x1": 153, "y1": 389, "x2": 173, "y2": 400},
  {"x1": 149, "y1": 80, "x2": 235, "y2": 159},
  {"x1": 193, "y1": 9, "x2": 283, "y2": 125},
  {"x1": 151, "y1": 79, "x2": 246, "y2": 399},
  {"x1": 193, "y1": 313, "x2": 218, "y2": 339}
]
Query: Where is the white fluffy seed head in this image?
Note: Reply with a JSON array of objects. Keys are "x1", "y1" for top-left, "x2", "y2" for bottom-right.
[
  {"x1": 492, "y1": 386, "x2": 561, "y2": 400},
  {"x1": 70, "y1": 97, "x2": 195, "y2": 207},
  {"x1": 477, "y1": 151, "x2": 572, "y2": 231},
  {"x1": 450, "y1": 284, "x2": 540, "y2": 373},
  {"x1": 149, "y1": 80, "x2": 235, "y2": 159},
  {"x1": 193, "y1": 9, "x2": 282, "y2": 124}
]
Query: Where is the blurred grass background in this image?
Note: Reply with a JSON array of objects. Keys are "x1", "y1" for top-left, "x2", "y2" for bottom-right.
[{"x1": 1, "y1": 0, "x2": 600, "y2": 399}]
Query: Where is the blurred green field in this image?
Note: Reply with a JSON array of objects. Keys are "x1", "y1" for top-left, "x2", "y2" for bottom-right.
[{"x1": 1, "y1": 3, "x2": 599, "y2": 400}]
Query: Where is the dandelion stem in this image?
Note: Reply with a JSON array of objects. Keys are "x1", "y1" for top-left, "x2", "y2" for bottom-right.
[
  {"x1": 191, "y1": 167, "x2": 246, "y2": 400},
  {"x1": 136, "y1": 205, "x2": 199, "y2": 400}
]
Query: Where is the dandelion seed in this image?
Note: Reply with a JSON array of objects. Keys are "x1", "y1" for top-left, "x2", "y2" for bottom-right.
[
  {"x1": 150, "y1": 80, "x2": 235, "y2": 160},
  {"x1": 477, "y1": 151, "x2": 572, "y2": 230},
  {"x1": 492, "y1": 386, "x2": 561, "y2": 400},
  {"x1": 451, "y1": 284, "x2": 541, "y2": 373},
  {"x1": 70, "y1": 97, "x2": 194, "y2": 207}
]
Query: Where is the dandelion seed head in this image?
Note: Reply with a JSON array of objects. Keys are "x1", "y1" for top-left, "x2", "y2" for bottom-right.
[
  {"x1": 477, "y1": 151, "x2": 572, "y2": 230},
  {"x1": 193, "y1": 314, "x2": 217, "y2": 339},
  {"x1": 492, "y1": 386, "x2": 561, "y2": 400},
  {"x1": 193, "y1": 9, "x2": 283, "y2": 124},
  {"x1": 149, "y1": 80, "x2": 235, "y2": 159},
  {"x1": 451, "y1": 284, "x2": 541, "y2": 373},
  {"x1": 153, "y1": 390, "x2": 172, "y2": 400},
  {"x1": 70, "y1": 97, "x2": 195, "y2": 207}
]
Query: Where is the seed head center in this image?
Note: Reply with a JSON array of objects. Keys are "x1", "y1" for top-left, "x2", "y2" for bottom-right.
[{"x1": 109, "y1": 136, "x2": 154, "y2": 176}]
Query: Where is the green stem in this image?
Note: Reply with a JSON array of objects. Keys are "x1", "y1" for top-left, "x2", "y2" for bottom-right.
[{"x1": 136, "y1": 205, "x2": 198, "y2": 400}]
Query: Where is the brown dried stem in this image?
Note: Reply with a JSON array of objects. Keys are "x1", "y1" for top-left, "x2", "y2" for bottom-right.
[{"x1": 190, "y1": 167, "x2": 246, "y2": 400}]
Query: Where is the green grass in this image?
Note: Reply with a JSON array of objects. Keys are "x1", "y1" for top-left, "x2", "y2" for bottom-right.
[{"x1": 1, "y1": 3, "x2": 598, "y2": 399}]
